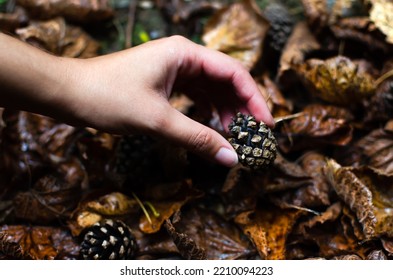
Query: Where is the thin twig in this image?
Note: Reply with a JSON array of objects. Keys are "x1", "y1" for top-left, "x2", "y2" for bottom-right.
[
  {"x1": 274, "y1": 112, "x2": 304, "y2": 123},
  {"x1": 375, "y1": 68, "x2": 393, "y2": 88},
  {"x1": 125, "y1": 0, "x2": 138, "y2": 49},
  {"x1": 132, "y1": 192, "x2": 152, "y2": 224}
]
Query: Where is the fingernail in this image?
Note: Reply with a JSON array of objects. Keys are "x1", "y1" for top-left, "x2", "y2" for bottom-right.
[{"x1": 215, "y1": 147, "x2": 238, "y2": 167}]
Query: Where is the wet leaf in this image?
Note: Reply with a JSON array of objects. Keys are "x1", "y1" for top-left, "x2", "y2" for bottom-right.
[
  {"x1": 16, "y1": 17, "x2": 100, "y2": 58},
  {"x1": 202, "y1": 0, "x2": 269, "y2": 70},
  {"x1": 279, "y1": 104, "x2": 354, "y2": 152},
  {"x1": 139, "y1": 180, "x2": 204, "y2": 234},
  {"x1": 17, "y1": 0, "x2": 113, "y2": 23},
  {"x1": 235, "y1": 207, "x2": 303, "y2": 260},
  {"x1": 0, "y1": 224, "x2": 79, "y2": 259},
  {"x1": 297, "y1": 56, "x2": 376, "y2": 105}
]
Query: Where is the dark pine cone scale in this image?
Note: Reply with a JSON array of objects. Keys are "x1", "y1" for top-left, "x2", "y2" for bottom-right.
[
  {"x1": 228, "y1": 112, "x2": 277, "y2": 170},
  {"x1": 80, "y1": 219, "x2": 137, "y2": 260}
]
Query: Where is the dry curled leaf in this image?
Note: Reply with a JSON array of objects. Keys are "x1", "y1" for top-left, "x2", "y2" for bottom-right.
[
  {"x1": 16, "y1": 17, "x2": 99, "y2": 58},
  {"x1": 325, "y1": 160, "x2": 393, "y2": 239},
  {"x1": 202, "y1": 0, "x2": 269, "y2": 70},
  {"x1": 297, "y1": 56, "x2": 376, "y2": 105},
  {"x1": 164, "y1": 216, "x2": 207, "y2": 260},
  {"x1": 325, "y1": 159, "x2": 376, "y2": 238},
  {"x1": 279, "y1": 104, "x2": 353, "y2": 152},
  {"x1": 17, "y1": 0, "x2": 113, "y2": 23}
]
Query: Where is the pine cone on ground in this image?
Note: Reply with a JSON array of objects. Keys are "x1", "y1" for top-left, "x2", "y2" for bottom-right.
[
  {"x1": 264, "y1": 2, "x2": 294, "y2": 52},
  {"x1": 80, "y1": 219, "x2": 137, "y2": 260},
  {"x1": 228, "y1": 112, "x2": 277, "y2": 170}
]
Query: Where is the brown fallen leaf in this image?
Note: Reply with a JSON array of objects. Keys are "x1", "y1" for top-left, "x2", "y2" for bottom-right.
[
  {"x1": 296, "y1": 202, "x2": 342, "y2": 236},
  {"x1": 325, "y1": 159, "x2": 375, "y2": 238},
  {"x1": 257, "y1": 74, "x2": 293, "y2": 117},
  {"x1": 221, "y1": 164, "x2": 259, "y2": 218},
  {"x1": 202, "y1": 0, "x2": 269, "y2": 70},
  {"x1": 17, "y1": 0, "x2": 113, "y2": 23},
  {"x1": 272, "y1": 152, "x2": 331, "y2": 208},
  {"x1": 0, "y1": 6, "x2": 28, "y2": 33},
  {"x1": 277, "y1": 21, "x2": 321, "y2": 88},
  {"x1": 68, "y1": 192, "x2": 139, "y2": 236},
  {"x1": 139, "y1": 180, "x2": 204, "y2": 234},
  {"x1": 235, "y1": 207, "x2": 303, "y2": 260},
  {"x1": 173, "y1": 207, "x2": 256, "y2": 260},
  {"x1": 325, "y1": 160, "x2": 393, "y2": 239},
  {"x1": 0, "y1": 231, "x2": 26, "y2": 259},
  {"x1": 296, "y1": 56, "x2": 376, "y2": 105},
  {"x1": 367, "y1": 249, "x2": 387, "y2": 260},
  {"x1": 0, "y1": 224, "x2": 79, "y2": 259},
  {"x1": 13, "y1": 158, "x2": 86, "y2": 224},
  {"x1": 234, "y1": 210, "x2": 268, "y2": 259},
  {"x1": 263, "y1": 153, "x2": 313, "y2": 193},
  {"x1": 164, "y1": 215, "x2": 207, "y2": 260},
  {"x1": 301, "y1": 0, "x2": 329, "y2": 31},
  {"x1": 351, "y1": 128, "x2": 393, "y2": 175},
  {"x1": 16, "y1": 17, "x2": 100, "y2": 58},
  {"x1": 368, "y1": 0, "x2": 393, "y2": 44},
  {"x1": 330, "y1": 17, "x2": 391, "y2": 53},
  {"x1": 279, "y1": 104, "x2": 354, "y2": 152}
]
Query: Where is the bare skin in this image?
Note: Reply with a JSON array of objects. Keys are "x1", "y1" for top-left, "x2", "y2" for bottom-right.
[{"x1": 0, "y1": 33, "x2": 274, "y2": 167}]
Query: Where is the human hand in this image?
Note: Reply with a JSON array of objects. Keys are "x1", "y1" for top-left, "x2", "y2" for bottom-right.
[
  {"x1": 0, "y1": 33, "x2": 273, "y2": 167},
  {"x1": 59, "y1": 36, "x2": 274, "y2": 167}
]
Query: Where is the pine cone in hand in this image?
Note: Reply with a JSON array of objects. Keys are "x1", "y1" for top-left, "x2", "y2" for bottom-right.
[
  {"x1": 228, "y1": 112, "x2": 277, "y2": 170},
  {"x1": 80, "y1": 219, "x2": 137, "y2": 260}
]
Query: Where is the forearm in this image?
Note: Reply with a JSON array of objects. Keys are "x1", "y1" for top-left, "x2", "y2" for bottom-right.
[{"x1": 0, "y1": 32, "x2": 71, "y2": 119}]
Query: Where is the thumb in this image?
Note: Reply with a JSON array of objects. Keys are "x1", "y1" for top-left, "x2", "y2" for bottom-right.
[{"x1": 154, "y1": 107, "x2": 238, "y2": 167}]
